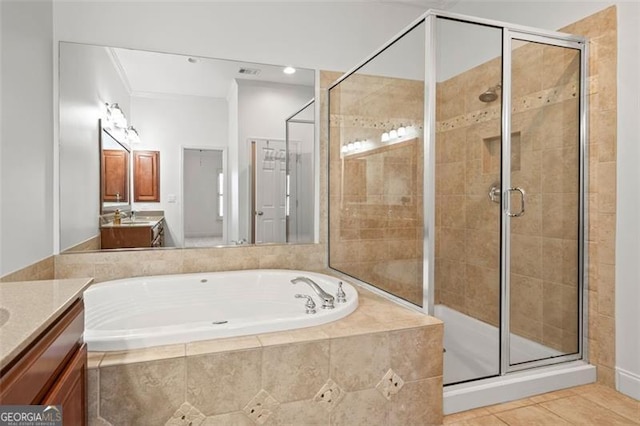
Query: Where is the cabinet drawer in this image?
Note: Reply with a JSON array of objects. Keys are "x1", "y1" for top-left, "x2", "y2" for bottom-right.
[
  {"x1": 42, "y1": 344, "x2": 87, "y2": 426},
  {"x1": 0, "y1": 299, "x2": 84, "y2": 404}
]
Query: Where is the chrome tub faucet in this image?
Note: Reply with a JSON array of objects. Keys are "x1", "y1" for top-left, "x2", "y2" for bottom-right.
[{"x1": 291, "y1": 276, "x2": 335, "y2": 309}]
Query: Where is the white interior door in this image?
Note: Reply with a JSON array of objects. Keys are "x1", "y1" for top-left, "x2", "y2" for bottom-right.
[{"x1": 254, "y1": 139, "x2": 286, "y2": 244}]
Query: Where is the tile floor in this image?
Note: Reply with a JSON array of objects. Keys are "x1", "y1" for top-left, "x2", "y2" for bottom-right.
[{"x1": 443, "y1": 384, "x2": 640, "y2": 425}]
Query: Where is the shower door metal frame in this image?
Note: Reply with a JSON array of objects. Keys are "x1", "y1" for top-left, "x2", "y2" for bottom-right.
[
  {"x1": 327, "y1": 8, "x2": 589, "y2": 380},
  {"x1": 500, "y1": 29, "x2": 589, "y2": 374},
  {"x1": 424, "y1": 11, "x2": 589, "y2": 379}
]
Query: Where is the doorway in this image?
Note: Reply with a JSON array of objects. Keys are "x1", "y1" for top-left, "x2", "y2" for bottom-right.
[{"x1": 182, "y1": 148, "x2": 227, "y2": 247}]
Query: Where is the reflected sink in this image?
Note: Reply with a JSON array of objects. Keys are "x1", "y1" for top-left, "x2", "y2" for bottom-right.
[{"x1": 118, "y1": 220, "x2": 154, "y2": 226}]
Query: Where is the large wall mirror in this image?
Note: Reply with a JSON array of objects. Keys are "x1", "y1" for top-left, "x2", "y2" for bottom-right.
[{"x1": 59, "y1": 42, "x2": 316, "y2": 252}]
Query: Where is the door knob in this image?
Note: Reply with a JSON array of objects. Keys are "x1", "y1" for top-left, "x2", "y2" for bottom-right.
[{"x1": 256, "y1": 211, "x2": 264, "y2": 216}]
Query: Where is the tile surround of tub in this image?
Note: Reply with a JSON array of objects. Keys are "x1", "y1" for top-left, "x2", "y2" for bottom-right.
[
  {"x1": 434, "y1": 6, "x2": 617, "y2": 382},
  {"x1": 87, "y1": 287, "x2": 444, "y2": 426},
  {"x1": 54, "y1": 243, "x2": 327, "y2": 283}
]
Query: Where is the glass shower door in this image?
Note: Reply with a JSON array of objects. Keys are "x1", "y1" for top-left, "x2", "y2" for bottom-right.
[{"x1": 505, "y1": 33, "x2": 584, "y2": 369}]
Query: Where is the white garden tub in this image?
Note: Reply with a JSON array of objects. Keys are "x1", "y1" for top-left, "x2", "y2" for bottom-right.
[{"x1": 84, "y1": 269, "x2": 358, "y2": 351}]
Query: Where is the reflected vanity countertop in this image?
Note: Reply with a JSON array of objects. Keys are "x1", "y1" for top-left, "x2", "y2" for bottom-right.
[
  {"x1": 100, "y1": 216, "x2": 164, "y2": 229},
  {"x1": 0, "y1": 278, "x2": 93, "y2": 368}
]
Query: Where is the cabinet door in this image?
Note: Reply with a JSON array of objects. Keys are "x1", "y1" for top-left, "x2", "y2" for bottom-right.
[
  {"x1": 42, "y1": 344, "x2": 87, "y2": 426},
  {"x1": 134, "y1": 150, "x2": 160, "y2": 202},
  {"x1": 102, "y1": 149, "x2": 129, "y2": 202}
]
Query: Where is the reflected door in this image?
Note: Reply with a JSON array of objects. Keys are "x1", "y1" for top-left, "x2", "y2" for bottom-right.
[
  {"x1": 253, "y1": 139, "x2": 286, "y2": 244},
  {"x1": 505, "y1": 33, "x2": 583, "y2": 369}
]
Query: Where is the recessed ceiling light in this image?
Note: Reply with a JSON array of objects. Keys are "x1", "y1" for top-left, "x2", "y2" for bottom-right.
[
  {"x1": 188, "y1": 57, "x2": 198, "y2": 64},
  {"x1": 283, "y1": 66, "x2": 296, "y2": 75}
]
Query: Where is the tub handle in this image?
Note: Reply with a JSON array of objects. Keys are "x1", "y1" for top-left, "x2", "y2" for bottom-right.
[{"x1": 295, "y1": 294, "x2": 317, "y2": 314}]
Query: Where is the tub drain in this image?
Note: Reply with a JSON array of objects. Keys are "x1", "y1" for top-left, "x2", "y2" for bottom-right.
[
  {"x1": 201, "y1": 279, "x2": 208, "y2": 283},
  {"x1": 212, "y1": 320, "x2": 228, "y2": 325}
]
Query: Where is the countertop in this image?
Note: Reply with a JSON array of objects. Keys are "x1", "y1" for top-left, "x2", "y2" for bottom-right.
[
  {"x1": 0, "y1": 278, "x2": 93, "y2": 369},
  {"x1": 100, "y1": 216, "x2": 163, "y2": 229}
]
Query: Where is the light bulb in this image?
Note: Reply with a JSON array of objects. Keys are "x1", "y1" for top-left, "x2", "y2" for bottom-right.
[
  {"x1": 347, "y1": 142, "x2": 355, "y2": 152},
  {"x1": 126, "y1": 126, "x2": 140, "y2": 144},
  {"x1": 389, "y1": 128, "x2": 398, "y2": 139},
  {"x1": 354, "y1": 140, "x2": 362, "y2": 150},
  {"x1": 341, "y1": 145, "x2": 348, "y2": 154},
  {"x1": 381, "y1": 132, "x2": 390, "y2": 142},
  {"x1": 108, "y1": 103, "x2": 127, "y2": 128},
  {"x1": 397, "y1": 125, "x2": 406, "y2": 137},
  {"x1": 283, "y1": 66, "x2": 296, "y2": 74}
]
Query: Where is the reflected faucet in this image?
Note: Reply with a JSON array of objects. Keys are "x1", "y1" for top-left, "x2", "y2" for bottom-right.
[{"x1": 291, "y1": 277, "x2": 335, "y2": 309}]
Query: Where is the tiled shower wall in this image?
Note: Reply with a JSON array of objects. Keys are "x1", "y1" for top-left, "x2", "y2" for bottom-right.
[
  {"x1": 329, "y1": 73, "x2": 424, "y2": 306},
  {"x1": 435, "y1": 6, "x2": 617, "y2": 384}
]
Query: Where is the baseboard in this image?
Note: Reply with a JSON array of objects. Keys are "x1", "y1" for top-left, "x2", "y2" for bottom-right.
[{"x1": 616, "y1": 367, "x2": 640, "y2": 400}]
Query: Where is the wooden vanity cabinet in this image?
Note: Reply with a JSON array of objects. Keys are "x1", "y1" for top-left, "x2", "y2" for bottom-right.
[
  {"x1": 102, "y1": 149, "x2": 129, "y2": 203},
  {"x1": 101, "y1": 219, "x2": 165, "y2": 249},
  {"x1": 134, "y1": 150, "x2": 160, "y2": 202},
  {"x1": 0, "y1": 299, "x2": 87, "y2": 425}
]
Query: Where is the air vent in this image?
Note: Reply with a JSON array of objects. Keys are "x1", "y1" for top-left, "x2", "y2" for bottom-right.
[{"x1": 238, "y1": 67, "x2": 261, "y2": 76}]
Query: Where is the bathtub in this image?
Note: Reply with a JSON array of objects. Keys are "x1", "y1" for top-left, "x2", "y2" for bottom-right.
[{"x1": 84, "y1": 269, "x2": 358, "y2": 351}]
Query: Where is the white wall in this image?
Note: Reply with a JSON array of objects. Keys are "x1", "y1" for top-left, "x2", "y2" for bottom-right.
[
  {"x1": 450, "y1": 0, "x2": 640, "y2": 400},
  {"x1": 236, "y1": 80, "x2": 314, "y2": 241},
  {"x1": 58, "y1": 42, "x2": 131, "y2": 251},
  {"x1": 52, "y1": 2, "x2": 424, "y2": 74},
  {"x1": 130, "y1": 94, "x2": 228, "y2": 247},
  {"x1": 614, "y1": 1, "x2": 640, "y2": 400},
  {"x1": 0, "y1": 0, "x2": 53, "y2": 276},
  {"x1": 183, "y1": 149, "x2": 223, "y2": 239}
]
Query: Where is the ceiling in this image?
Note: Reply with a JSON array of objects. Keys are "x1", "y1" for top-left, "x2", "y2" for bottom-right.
[{"x1": 112, "y1": 47, "x2": 315, "y2": 99}]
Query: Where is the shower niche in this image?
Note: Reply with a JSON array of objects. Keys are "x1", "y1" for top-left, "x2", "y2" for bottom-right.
[{"x1": 328, "y1": 10, "x2": 590, "y2": 410}]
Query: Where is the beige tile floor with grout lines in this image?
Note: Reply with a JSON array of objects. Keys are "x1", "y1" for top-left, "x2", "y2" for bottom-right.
[{"x1": 443, "y1": 384, "x2": 640, "y2": 425}]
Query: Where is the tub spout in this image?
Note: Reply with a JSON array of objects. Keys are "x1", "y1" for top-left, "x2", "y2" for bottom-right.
[{"x1": 291, "y1": 277, "x2": 335, "y2": 309}]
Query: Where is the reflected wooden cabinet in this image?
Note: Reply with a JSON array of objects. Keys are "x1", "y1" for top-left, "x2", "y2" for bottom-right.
[
  {"x1": 102, "y1": 149, "x2": 129, "y2": 202},
  {"x1": 134, "y1": 150, "x2": 160, "y2": 202},
  {"x1": 101, "y1": 219, "x2": 165, "y2": 249}
]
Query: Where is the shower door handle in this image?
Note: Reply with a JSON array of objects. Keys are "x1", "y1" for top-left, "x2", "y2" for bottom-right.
[{"x1": 506, "y1": 187, "x2": 526, "y2": 217}]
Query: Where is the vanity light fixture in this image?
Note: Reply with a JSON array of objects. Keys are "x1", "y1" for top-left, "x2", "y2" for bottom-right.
[
  {"x1": 397, "y1": 124, "x2": 407, "y2": 137},
  {"x1": 389, "y1": 128, "x2": 398, "y2": 139},
  {"x1": 126, "y1": 126, "x2": 140, "y2": 144},
  {"x1": 283, "y1": 66, "x2": 296, "y2": 75},
  {"x1": 106, "y1": 103, "x2": 127, "y2": 128},
  {"x1": 381, "y1": 132, "x2": 390, "y2": 142}
]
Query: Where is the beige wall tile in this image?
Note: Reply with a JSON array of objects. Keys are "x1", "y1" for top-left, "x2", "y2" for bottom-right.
[
  {"x1": 388, "y1": 377, "x2": 443, "y2": 426},
  {"x1": 262, "y1": 341, "x2": 330, "y2": 403},
  {"x1": 330, "y1": 333, "x2": 389, "y2": 392},
  {"x1": 389, "y1": 324, "x2": 443, "y2": 381},
  {"x1": 201, "y1": 412, "x2": 254, "y2": 426},
  {"x1": 265, "y1": 399, "x2": 328, "y2": 425},
  {"x1": 186, "y1": 348, "x2": 262, "y2": 416},
  {"x1": 100, "y1": 357, "x2": 185, "y2": 426},
  {"x1": 330, "y1": 388, "x2": 389, "y2": 426}
]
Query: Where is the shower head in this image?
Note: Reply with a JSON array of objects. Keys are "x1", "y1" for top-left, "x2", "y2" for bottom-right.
[{"x1": 479, "y1": 84, "x2": 501, "y2": 103}]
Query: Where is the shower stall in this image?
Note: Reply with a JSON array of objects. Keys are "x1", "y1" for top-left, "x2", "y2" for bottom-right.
[{"x1": 327, "y1": 10, "x2": 593, "y2": 413}]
